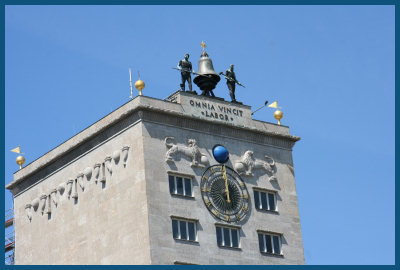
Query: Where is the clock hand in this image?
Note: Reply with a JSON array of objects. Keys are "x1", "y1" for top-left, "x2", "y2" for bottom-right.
[{"x1": 222, "y1": 165, "x2": 231, "y2": 203}]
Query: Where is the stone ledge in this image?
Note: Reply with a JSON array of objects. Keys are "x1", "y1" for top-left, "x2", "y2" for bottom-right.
[
  {"x1": 167, "y1": 170, "x2": 196, "y2": 179},
  {"x1": 215, "y1": 222, "x2": 242, "y2": 230},
  {"x1": 256, "y1": 229, "x2": 283, "y2": 235},
  {"x1": 170, "y1": 215, "x2": 199, "y2": 222},
  {"x1": 8, "y1": 94, "x2": 300, "y2": 192}
]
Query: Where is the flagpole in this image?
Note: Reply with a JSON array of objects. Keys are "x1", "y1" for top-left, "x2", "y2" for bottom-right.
[
  {"x1": 129, "y1": 68, "x2": 133, "y2": 100},
  {"x1": 251, "y1": 100, "x2": 268, "y2": 115}
]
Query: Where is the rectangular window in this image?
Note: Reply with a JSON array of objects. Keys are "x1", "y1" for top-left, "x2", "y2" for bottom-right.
[
  {"x1": 176, "y1": 177, "x2": 184, "y2": 194},
  {"x1": 216, "y1": 227, "x2": 223, "y2": 246},
  {"x1": 268, "y1": 193, "x2": 276, "y2": 210},
  {"x1": 171, "y1": 218, "x2": 197, "y2": 242},
  {"x1": 180, "y1": 220, "x2": 187, "y2": 240},
  {"x1": 168, "y1": 174, "x2": 193, "y2": 197},
  {"x1": 254, "y1": 190, "x2": 277, "y2": 211},
  {"x1": 188, "y1": 222, "x2": 196, "y2": 241},
  {"x1": 215, "y1": 225, "x2": 240, "y2": 248},
  {"x1": 172, "y1": 219, "x2": 179, "y2": 239},
  {"x1": 258, "y1": 232, "x2": 282, "y2": 255},
  {"x1": 169, "y1": 175, "x2": 175, "y2": 194}
]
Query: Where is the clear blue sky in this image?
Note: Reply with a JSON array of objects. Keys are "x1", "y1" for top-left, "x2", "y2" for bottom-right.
[{"x1": 5, "y1": 5, "x2": 394, "y2": 265}]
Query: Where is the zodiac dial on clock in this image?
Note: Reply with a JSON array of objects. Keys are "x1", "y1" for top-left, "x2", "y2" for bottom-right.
[{"x1": 201, "y1": 165, "x2": 249, "y2": 223}]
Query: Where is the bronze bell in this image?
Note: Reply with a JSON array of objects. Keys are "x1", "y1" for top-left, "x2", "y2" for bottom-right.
[{"x1": 193, "y1": 51, "x2": 220, "y2": 96}]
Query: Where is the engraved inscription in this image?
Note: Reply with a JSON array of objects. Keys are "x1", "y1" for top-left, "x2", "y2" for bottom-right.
[{"x1": 189, "y1": 99, "x2": 243, "y2": 122}]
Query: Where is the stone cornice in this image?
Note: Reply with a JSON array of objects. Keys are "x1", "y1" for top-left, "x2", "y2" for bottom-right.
[{"x1": 7, "y1": 94, "x2": 300, "y2": 193}]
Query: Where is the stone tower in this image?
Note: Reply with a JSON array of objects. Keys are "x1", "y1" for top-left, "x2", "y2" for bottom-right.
[{"x1": 6, "y1": 91, "x2": 304, "y2": 264}]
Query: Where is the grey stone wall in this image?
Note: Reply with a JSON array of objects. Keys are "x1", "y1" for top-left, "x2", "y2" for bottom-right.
[
  {"x1": 12, "y1": 123, "x2": 151, "y2": 264},
  {"x1": 8, "y1": 92, "x2": 303, "y2": 265},
  {"x1": 142, "y1": 117, "x2": 304, "y2": 265}
]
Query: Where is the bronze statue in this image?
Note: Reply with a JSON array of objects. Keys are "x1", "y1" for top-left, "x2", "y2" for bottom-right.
[
  {"x1": 177, "y1": 54, "x2": 194, "y2": 92},
  {"x1": 220, "y1": 64, "x2": 245, "y2": 103}
]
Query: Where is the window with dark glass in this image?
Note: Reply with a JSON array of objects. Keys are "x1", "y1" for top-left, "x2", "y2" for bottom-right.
[
  {"x1": 169, "y1": 175, "x2": 193, "y2": 197},
  {"x1": 172, "y1": 219, "x2": 197, "y2": 242},
  {"x1": 258, "y1": 232, "x2": 282, "y2": 255},
  {"x1": 215, "y1": 225, "x2": 240, "y2": 248},
  {"x1": 254, "y1": 190, "x2": 277, "y2": 211}
]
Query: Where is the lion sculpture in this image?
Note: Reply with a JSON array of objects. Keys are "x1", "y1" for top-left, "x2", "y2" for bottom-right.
[
  {"x1": 233, "y1": 150, "x2": 277, "y2": 181},
  {"x1": 165, "y1": 137, "x2": 208, "y2": 167}
]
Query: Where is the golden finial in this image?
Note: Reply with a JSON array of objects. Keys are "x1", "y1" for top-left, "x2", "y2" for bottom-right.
[
  {"x1": 134, "y1": 71, "x2": 145, "y2": 96},
  {"x1": 11, "y1": 146, "x2": 26, "y2": 169},
  {"x1": 274, "y1": 110, "x2": 283, "y2": 125},
  {"x1": 268, "y1": 100, "x2": 283, "y2": 125},
  {"x1": 200, "y1": 41, "x2": 206, "y2": 52}
]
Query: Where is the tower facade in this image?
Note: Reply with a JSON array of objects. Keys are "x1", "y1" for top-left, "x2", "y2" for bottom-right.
[{"x1": 6, "y1": 91, "x2": 304, "y2": 264}]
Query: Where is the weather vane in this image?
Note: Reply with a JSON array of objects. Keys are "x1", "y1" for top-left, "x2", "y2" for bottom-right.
[
  {"x1": 11, "y1": 146, "x2": 25, "y2": 169},
  {"x1": 200, "y1": 41, "x2": 206, "y2": 52},
  {"x1": 268, "y1": 100, "x2": 283, "y2": 125}
]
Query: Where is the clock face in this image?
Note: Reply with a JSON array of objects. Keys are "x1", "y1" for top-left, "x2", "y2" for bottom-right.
[{"x1": 201, "y1": 165, "x2": 249, "y2": 223}]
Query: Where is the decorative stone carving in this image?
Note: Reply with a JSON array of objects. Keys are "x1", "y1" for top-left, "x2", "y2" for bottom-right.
[
  {"x1": 105, "y1": 156, "x2": 112, "y2": 173},
  {"x1": 25, "y1": 204, "x2": 32, "y2": 222},
  {"x1": 40, "y1": 194, "x2": 47, "y2": 215},
  {"x1": 122, "y1": 146, "x2": 130, "y2": 167},
  {"x1": 165, "y1": 137, "x2": 209, "y2": 167},
  {"x1": 32, "y1": 198, "x2": 40, "y2": 212},
  {"x1": 112, "y1": 150, "x2": 120, "y2": 164},
  {"x1": 84, "y1": 167, "x2": 92, "y2": 181},
  {"x1": 93, "y1": 163, "x2": 101, "y2": 183},
  {"x1": 58, "y1": 183, "x2": 65, "y2": 195},
  {"x1": 100, "y1": 163, "x2": 106, "y2": 184},
  {"x1": 25, "y1": 150, "x2": 131, "y2": 223},
  {"x1": 77, "y1": 173, "x2": 85, "y2": 191},
  {"x1": 105, "y1": 156, "x2": 112, "y2": 182},
  {"x1": 50, "y1": 189, "x2": 58, "y2": 207},
  {"x1": 46, "y1": 193, "x2": 52, "y2": 214},
  {"x1": 233, "y1": 150, "x2": 277, "y2": 181},
  {"x1": 72, "y1": 179, "x2": 78, "y2": 199},
  {"x1": 66, "y1": 179, "x2": 74, "y2": 199}
]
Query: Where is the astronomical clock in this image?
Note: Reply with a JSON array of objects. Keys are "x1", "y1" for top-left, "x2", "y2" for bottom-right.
[{"x1": 200, "y1": 145, "x2": 250, "y2": 223}]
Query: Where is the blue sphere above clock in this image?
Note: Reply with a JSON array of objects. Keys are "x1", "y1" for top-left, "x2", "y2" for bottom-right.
[{"x1": 212, "y1": 145, "x2": 229, "y2": 164}]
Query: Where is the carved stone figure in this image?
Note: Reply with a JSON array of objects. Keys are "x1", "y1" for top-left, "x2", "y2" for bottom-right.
[
  {"x1": 72, "y1": 180, "x2": 78, "y2": 199},
  {"x1": 77, "y1": 173, "x2": 85, "y2": 191},
  {"x1": 233, "y1": 150, "x2": 277, "y2": 181},
  {"x1": 105, "y1": 156, "x2": 112, "y2": 182},
  {"x1": 100, "y1": 163, "x2": 106, "y2": 184},
  {"x1": 46, "y1": 193, "x2": 52, "y2": 214},
  {"x1": 57, "y1": 183, "x2": 65, "y2": 196},
  {"x1": 122, "y1": 146, "x2": 130, "y2": 167},
  {"x1": 84, "y1": 167, "x2": 92, "y2": 181},
  {"x1": 93, "y1": 163, "x2": 101, "y2": 183},
  {"x1": 31, "y1": 198, "x2": 40, "y2": 212},
  {"x1": 112, "y1": 150, "x2": 120, "y2": 164},
  {"x1": 23, "y1": 155, "x2": 138, "y2": 223},
  {"x1": 165, "y1": 137, "x2": 208, "y2": 167},
  {"x1": 50, "y1": 189, "x2": 58, "y2": 207},
  {"x1": 25, "y1": 204, "x2": 32, "y2": 222},
  {"x1": 66, "y1": 179, "x2": 74, "y2": 199},
  {"x1": 23, "y1": 152, "x2": 136, "y2": 223},
  {"x1": 40, "y1": 194, "x2": 47, "y2": 215}
]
